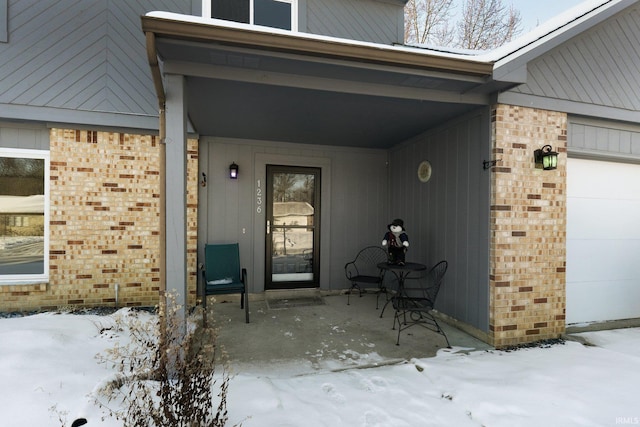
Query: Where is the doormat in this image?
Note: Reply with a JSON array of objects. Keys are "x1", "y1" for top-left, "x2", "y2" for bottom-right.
[{"x1": 266, "y1": 296, "x2": 325, "y2": 310}]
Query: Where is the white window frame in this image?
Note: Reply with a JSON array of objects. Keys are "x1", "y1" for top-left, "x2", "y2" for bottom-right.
[
  {"x1": 203, "y1": 0, "x2": 298, "y2": 31},
  {"x1": 0, "y1": 147, "x2": 50, "y2": 285}
]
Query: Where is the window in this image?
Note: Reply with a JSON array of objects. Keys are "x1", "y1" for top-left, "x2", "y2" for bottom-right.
[
  {"x1": 0, "y1": 148, "x2": 49, "y2": 284},
  {"x1": 205, "y1": 0, "x2": 298, "y2": 31}
]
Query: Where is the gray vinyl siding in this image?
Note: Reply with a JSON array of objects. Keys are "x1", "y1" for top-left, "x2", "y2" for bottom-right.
[
  {"x1": 388, "y1": 108, "x2": 491, "y2": 332},
  {"x1": 198, "y1": 137, "x2": 389, "y2": 294},
  {"x1": 507, "y1": 5, "x2": 640, "y2": 114},
  {"x1": 0, "y1": 0, "x2": 191, "y2": 127},
  {"x1": 0, "y1": 0, "x2": 7, "y2": 42},
  {"x1": 306, "y1": 0, "x2": 404, "y2": 44},
  {"x1": 0, "y1": 122, "x2": 50, "y2": 150},
  {"x1": 1, "y1": 0, "x2": 405, "y2": 129},
  {"x1": 569, "y1": 117, "x2": 640, "y2": 163}
]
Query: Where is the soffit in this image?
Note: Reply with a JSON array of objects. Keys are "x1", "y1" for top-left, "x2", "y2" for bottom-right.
[{"x1": 143, "y1": 15, "x2": 506, "y2": 148}]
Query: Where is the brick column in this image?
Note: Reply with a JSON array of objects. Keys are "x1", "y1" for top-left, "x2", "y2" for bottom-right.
[{"x1": 489, "y1": 105, "x2": 567, "y2": 348}]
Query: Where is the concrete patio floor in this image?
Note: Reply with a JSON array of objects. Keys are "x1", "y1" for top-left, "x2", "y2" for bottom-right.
[{"x1": 204, "y1": 291, "x2": 493, "y2": 375}]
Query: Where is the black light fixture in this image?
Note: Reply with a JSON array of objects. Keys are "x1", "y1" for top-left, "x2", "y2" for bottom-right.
[
  {"x1": 229, "y1": 162, "x2": 239, "y2": 179},
  {"x1": 482, "y1": 159, "x2": 501, "y2": 170},
  {"x1": 534, "y1": 145, "x2": 558, "y2": 170}
]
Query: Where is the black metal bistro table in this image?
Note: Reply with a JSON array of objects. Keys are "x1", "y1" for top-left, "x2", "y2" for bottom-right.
[{"x1": 377, "y1": 262, "x2": 427, "y2": 317}]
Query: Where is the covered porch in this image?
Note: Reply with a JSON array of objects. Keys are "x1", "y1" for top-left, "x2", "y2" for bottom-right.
[{"x1": 142, "y1": 12, "x2": 566, "y2": 347}]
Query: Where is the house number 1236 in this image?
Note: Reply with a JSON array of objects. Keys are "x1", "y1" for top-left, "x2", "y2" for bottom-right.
[{"x1": 256, "y1": 179, "x2": 263, "y2": 214}]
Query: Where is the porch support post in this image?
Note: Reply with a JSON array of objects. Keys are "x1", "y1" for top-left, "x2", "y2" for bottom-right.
[{"x1": 164, "y1": 73, "x2": 188, "y2": 329}]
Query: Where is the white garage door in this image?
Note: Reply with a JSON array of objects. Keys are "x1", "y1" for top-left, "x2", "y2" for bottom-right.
[{"x1": 566, "y1": 158, "x2": 640, "y2": 324}]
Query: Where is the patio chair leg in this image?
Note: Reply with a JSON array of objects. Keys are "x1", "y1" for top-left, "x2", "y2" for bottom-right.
[
  {"x1": 202, "y1": 292, "x2": 208, "y2": 327},
  {"x1": 432, "y1": 316, "x2": 450, "y2": 348},
  {"x1": 379, "y1": 298, "x2": 392, "y2": 318},
  {"x1": 375, "y1": 286, "x2": 387, "y2": 310},
  {"x1": 244, "y1": 292, "x2": 250, "y2": 323},
  {"x1": 442, "y1": 333, "x2": 451, "y2": 348},
  {"x1": 347, "y1": 284, "x2": 360, "y2": 305}
]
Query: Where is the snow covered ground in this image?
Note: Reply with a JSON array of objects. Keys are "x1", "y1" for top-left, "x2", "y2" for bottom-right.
[
  {"x1": 1, "y1": 309, "x2": 639, "y2": 427},
  {"x1": 0, "y1": 236, "x2": 43, "y2": 250},
  {"x1": 0, "y1": 195, "x2": 44, "y2": 213}
]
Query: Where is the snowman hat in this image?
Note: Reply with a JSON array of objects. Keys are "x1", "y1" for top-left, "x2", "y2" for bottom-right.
[{"x1": 388, "y1": 218, "x2": 404, "y2": 229}]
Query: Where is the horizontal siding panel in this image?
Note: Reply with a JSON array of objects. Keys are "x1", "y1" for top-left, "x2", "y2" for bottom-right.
[
  {"x1": 0, "y1": 124, "x2": 50, "y2": 150},
  {"x1": 569, "y1": 118, "x2": 640, "y2": 159}
]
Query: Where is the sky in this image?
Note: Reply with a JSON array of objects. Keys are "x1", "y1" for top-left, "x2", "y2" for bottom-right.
[
  {"x1": 2, "y1": 308, "x2": 640, "y2": 427},
  {"x1": 510, "y1": 0, "x2": 589, "y2": 32}
]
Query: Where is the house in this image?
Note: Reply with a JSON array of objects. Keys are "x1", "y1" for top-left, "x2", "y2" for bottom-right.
[{"x1": 0, "y1": 0, "x2": 638, "y2": 348}]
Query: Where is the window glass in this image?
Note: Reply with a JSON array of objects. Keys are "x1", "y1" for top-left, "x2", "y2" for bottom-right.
[
  {"x1": 255, "y1": 0, "x2": 291, "y2": 30},
  {"x1": 211, "y1": 0, "x2": 249, "y2": 23},
  {"x1": 0, "y1": 148, "x2": 49, "y2": 284},
  {"x1": 208, "y1": 0, "x2": 297, "y2": 31}
]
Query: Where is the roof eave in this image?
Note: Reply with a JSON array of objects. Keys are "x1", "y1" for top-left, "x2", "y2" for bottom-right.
[{"x1": 141, "y1": 14, "x2": 494, "y2": 105}]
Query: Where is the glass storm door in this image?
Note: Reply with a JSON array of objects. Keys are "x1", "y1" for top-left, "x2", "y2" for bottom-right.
[{"x1": 265, "y1": 165, "x2": 320, "y2": 289}]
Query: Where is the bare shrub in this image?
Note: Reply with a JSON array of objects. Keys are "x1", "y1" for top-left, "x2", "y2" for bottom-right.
[{"x1": 93, "y1": 292, "x2": 237, "y2": 427}]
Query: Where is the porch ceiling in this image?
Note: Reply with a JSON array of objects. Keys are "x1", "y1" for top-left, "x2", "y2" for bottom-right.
[
  {"x1": 185, "y1": 77, "x2": 479, "y2": 148},
  {"x1": 144, "y1": 14, "x2": 512, "y2": 149}
]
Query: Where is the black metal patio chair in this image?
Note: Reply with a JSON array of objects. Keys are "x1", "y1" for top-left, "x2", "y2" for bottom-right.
[
  {"x1": 201, "y1": 243, "x2": 249, "y2": 325},
  {"x1": 391, "y1": 260, "x2": 449, "y2": 347},
  {"x1": 344, "y1": 246, "x2": 388, "y2": 307}
]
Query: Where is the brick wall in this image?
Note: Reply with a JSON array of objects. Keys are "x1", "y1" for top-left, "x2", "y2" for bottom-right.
[
  {"x1": 489, "y1": 105, "x2": 567, "y2": 347},
  {"x1": 0, "y1": 129, "x2": 198, "y2": 312}
]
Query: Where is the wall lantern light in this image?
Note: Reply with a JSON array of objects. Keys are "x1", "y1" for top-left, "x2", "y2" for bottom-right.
[
  {"x1": 229, "y1": 162, "x2": 239, "y2": 179},
  {"x1": 534, "y1": 145, "x2": 558, "y2": 170}
]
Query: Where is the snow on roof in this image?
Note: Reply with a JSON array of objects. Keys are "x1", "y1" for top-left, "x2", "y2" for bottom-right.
[
  {"x1": 146, "y1": 0, "x2": 624, "y2": 77},
  {"x1": 0, "y1": 195, "x2": 44, "y2": 214},
  {"x1": 144, "y1": 10, "x2": 493, "y2": 63}
]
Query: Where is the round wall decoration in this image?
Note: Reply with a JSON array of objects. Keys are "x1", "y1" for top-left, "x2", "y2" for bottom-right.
[{"x1": 417, "y1": 160, "x2": 432, "y2": 183}]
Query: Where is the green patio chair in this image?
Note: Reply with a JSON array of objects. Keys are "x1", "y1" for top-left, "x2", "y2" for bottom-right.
[{"x1": 201, "y1": 243, "x2": 249, "y2": 324}]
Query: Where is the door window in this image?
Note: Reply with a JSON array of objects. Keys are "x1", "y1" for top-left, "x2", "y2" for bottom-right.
[
  {"x1": 266, "y1": 166, "x2": 320, "y2": 289},
  {"x1": 206, "y1": 0, "x2": 298, "y2": 31}
]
